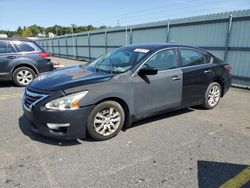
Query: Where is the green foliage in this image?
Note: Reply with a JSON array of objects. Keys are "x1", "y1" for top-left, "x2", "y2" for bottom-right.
[
  {"x1": 0, "y1": 24, "x2": 109, "y2": 38},
  {"x1": 21, "y1": 28, "x2": 33, "y2": 37},
  {"x1": 29, "y1": 24, "x2": 44, "y2": 36}
]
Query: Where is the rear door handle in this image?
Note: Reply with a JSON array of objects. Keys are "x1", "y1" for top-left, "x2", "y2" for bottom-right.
[
  {"x1": 171, "y1": 76, "x2": 181, "y2": 81},
  {"x1": 204, "y1": 70, "x2": 212, "y2": 73},
  {"x1": 6, "y1": 56, "x2": 16, "y2": 59}
]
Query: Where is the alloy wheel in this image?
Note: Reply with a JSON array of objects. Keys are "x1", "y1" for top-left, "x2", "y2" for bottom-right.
[
  {"x1": 94, "y1": 107, "x2": 121, "y2": 136},
  {"x1": 207, "y1": 85, "x2": 220, "y2": 107},
  {"x1": 16, "y1": 70, "x2": 34, "y2": 85}
]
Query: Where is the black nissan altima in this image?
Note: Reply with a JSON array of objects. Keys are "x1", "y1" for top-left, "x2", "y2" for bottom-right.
[{"x1": 22, "y1": 44, "x2": 232, "y2": 141}]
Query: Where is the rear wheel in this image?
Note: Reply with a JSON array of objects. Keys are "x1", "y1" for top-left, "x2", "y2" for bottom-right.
[
  {"x1": 202, "y1": 82, "x2": 221, "y2": 109},
  {"x1": 87, "y1": 101, "x2": 125, "y2": 141},
  {"x1": 13, "y1": 67, "x2": 36, "y2": 87}
]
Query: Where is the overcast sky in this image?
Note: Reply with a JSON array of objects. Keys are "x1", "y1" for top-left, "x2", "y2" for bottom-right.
[{"x1": 0, "y1": 0, "x2": 250, "y2": 30}]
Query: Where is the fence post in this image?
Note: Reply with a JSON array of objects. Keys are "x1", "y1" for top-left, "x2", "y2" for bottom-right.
[
  {"x1": 72, "y1": 34, "x2": 75, "y2": 59},
  {"x1": 166, "y1": 21, "x2": 170, "y2": 43},
  {"x1": 125, "y1": 26, "x2": 128, "y2": 46},
  {"x1": 88, "y1": 32, "x2": 91, "y2": 62},
  {"x1": 224, "y1": 15, "x2": 233, "y2": 62},
  {"x1": 46, "y1": 39, "x2": 49, "y2": 53},
  {"x1": 75, "y1": 34, "x2": 78, "y2": 60},
  {"x1": 51, "y1": 39, "x2": 54, "y2": 56},
  {"x1": 105, "y1": 30, "x2": 108, "y2": 53},
  {"x1": 58, "y1": 37, "x2": 60, "y2": 57},
  {"x1": 65, "y1": 35, "x2": 68, "y2": 58},
  {"x1": 129, "y1": 28, "x2": 133, "y2": 44},
  {"x1": 49, "y1": 39, "x2": 52, "y2": 54}
]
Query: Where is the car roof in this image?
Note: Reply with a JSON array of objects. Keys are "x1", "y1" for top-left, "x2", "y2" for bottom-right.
[
  {"x1": 0, "y1": 37, "x2": 34, "y2": 42},
  {"x1": 125, "y1": 43, "x2": 205, "y2": 52}
]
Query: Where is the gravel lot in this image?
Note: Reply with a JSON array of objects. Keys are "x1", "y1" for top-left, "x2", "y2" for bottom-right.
[{"x1": 0, "y1": 57, "x2": 250, "y2": 188}]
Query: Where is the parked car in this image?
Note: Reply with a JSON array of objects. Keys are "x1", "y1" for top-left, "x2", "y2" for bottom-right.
[
  {"x1": 22, "y1": 44, "x2": 232, "y2": 141},
  {"x1": 0, "y1": 38, "x2": 53, "y2": 86}
]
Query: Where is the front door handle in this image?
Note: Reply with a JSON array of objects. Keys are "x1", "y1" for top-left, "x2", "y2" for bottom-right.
[
  {"x1": 204, "y1": 70, "x2": 212, "y2": 74},
  {"x1": 171, "y1": 76, "x2": 181, "y2": 81},
  {"x1": 6, "y1": 56, "x2": 16, "y2": 59}
]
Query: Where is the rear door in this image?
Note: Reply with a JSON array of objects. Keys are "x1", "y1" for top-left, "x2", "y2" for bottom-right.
[
  {"x1": 133, "y1": 48, "x2": 182, "y2": 117},
  {"x1": 0, "y1": 40, "x2": 16, "y2": 79},
  {"x1": 179, "y1": 48, "x2": 213, "y2": 107}
]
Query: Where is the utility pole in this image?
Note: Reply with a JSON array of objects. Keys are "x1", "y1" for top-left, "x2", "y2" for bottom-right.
[{"x1": 71, "y1": 24, "x2": 75, "y2": 34}]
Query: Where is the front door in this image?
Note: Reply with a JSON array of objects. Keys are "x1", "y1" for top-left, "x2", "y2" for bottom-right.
[{"x1": 133, "y1": 48, "x2": 182, "y2": 117}]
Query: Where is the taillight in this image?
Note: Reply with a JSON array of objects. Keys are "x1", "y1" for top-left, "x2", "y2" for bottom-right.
[
  {"x1": 224, "y1": 64, "x2": 232, "y2": 73},
  {"x1": 39, "y1": 52, "x2": 50, "y2": 59}
]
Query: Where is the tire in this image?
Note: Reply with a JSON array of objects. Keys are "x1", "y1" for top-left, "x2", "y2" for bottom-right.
[
  {"x1": 87, "y1": 101, "x2": 125, "y2": 141},
  {"x1": 13, "y1": 67, "x2": 36, "y2": 87},
  {"x1": 202, "y1": 82, "x2": 222, "y2": 109}
]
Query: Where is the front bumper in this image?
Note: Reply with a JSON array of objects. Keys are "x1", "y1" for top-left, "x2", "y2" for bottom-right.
[{"x1": 22, "y1": 103, "x2": 93, "y2": 140}]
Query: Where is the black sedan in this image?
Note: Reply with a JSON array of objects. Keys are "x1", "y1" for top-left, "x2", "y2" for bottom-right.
[{"x1": 22, "y1": 44, "x2": 232, "y2": 140}]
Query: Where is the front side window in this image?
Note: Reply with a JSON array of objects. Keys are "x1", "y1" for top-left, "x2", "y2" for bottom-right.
[
  {"x1": 0, "y1": 41, "x2": 15, "y2": 53},
  {"x1": 145, "y1": 49, "x2": 177, "y2": 71},
  {"x1": 85, "y1": 47, "x2": 150, "y2": 74},
  {"x1": 13, "y1": 41, "x2": 36, "y2": 52},
  {"x1": 180, "y1": 49, "x2": 204, "y2": 67}
]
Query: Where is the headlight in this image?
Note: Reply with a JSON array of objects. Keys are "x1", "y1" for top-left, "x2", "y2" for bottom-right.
[{"x1": 45, "y1": 91, "x2": 88, "y2": 110}]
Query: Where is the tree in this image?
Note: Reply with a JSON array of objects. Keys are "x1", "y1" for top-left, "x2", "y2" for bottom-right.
[
  {"x1": 99, "y1": 25, "x2": 107, "y2": 29},
  {"x1": 17, "y1": 26, "x2": 22, "y2": 36},
  {"x1": 77, "y1": 26, "x2": 88, "y2": 32},
  {"x1": 0, "y1": 24, "x2": 109, "y2": 38},
  {"x1": 29, "y1": 25, "x2": 44, "y2": 36},
  {"x1": 87, "y1": 25, "x2": 95, "y2": 31},
  {"x1": 21, "y1": 28, "x2": 33, "y2": 37}
]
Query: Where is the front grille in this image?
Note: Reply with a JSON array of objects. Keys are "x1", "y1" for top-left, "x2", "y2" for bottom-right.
[{"x1": 23, "y1": 89, "x2": 48, "y2": 111}]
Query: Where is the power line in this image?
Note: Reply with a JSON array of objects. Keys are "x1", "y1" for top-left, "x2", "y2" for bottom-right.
[
  {"x1": 93, "y1": 3, "x2": 250, "y2": 27},
  {"x1": 90, "y1": 1, "x2": 187, "y2": 23}
]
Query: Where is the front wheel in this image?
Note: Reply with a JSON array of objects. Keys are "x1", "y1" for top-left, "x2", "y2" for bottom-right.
[
  {"x1": 202, "y1": 82, "x2": 221, "y2": 109},
  {"x1": 87, "y1": 101, "x2": 125, "y2": 141}
]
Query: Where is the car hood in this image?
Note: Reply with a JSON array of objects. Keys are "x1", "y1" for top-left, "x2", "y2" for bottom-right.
[{"x1": 29, "y1": 66, "x2": 113, "y2": 91}]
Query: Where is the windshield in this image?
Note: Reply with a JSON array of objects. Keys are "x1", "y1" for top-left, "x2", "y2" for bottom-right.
[{"x1": 85, "y1": 47, "x2": 150, "y2": 74}]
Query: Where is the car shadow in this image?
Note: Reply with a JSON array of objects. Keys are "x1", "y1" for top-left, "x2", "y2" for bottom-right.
[
  {"x1": 0, "y1": 81, "x2": 16, "y2": 88},
  {"x1": 197, "y1": 160, "x2": 250, "y2": 188}
]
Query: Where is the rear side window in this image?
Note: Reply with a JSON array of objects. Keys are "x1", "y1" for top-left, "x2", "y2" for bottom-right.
[
  {"x1": 0, "y1": 41, "x2": 15, "y2": 53},
  {"x1": 145, "y1": 49, "x2": 178, "y2": 71},
  {"x1": 180, "y1": 49, "x2": 204, "y2": 67},
  {"x1": 13, "y1": 41, "x2": 36, "y2": 52}
]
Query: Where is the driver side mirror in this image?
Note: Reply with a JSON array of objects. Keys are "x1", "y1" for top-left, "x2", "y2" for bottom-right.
[{"x1": 138, "y1": 66, "x2": 158, "y2": 76}]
